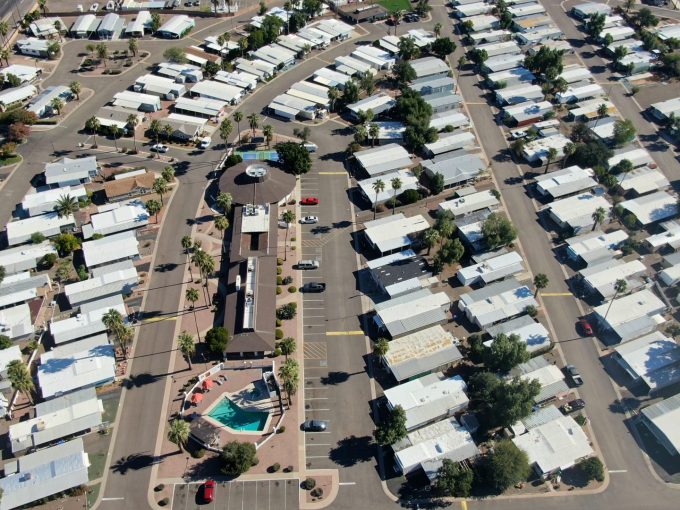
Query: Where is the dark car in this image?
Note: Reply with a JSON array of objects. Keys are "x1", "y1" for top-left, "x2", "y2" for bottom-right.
[
  {"x1": 300, "y1": 196, "x2": 319, "y2": 205},
  {"x1": 202, "y1": 480, "x2": 215, "y2": 503},
  {"x1": 302, "y1": 282, "x2": 326, "y2": 293},
  {"x1": 303, "y1": 420, "x2": 328, "y2": 431},
  {"x1": 578, "y1": 319, "x2": 593, "y2": 336},
  {"x1": 560, "y1": 399, "x2": 586, "y2": 414},
  {"x1": 566, "y1": 365, "x2": 584, "y2": 386}
]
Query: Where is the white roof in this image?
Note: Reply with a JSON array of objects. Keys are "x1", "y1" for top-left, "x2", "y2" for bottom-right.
[
  {"x1": 482, "y1": 53, "x2": 525, "y2": 72},
  {"x1": 174, "y1": 96, "x2": 226, "y2": 117},
  {"x1": 191, "y1": 80, "x2": 243, "y2": 103},
  {"x1": 2, "y1": 64, "x2": 40, "y2": 82},
  {"x1": 17, "y1": 37, "x2": 50, "y2": 53},
  {"x1": 113, "y1": 90, "x2": 161, "y2": 110},
  {"x1": 601, "y1": 26, "x2": 636, "y2": 40},
  {"x1": 82, "y1": 231, "x2": 139, "y2": 268},
  {"x1": 44, "y1": 156, "x2": 98, "y2": 186},
  {"x1": 457, "y1": 2, "x2": 494, "y2": 16},
  {"x1": 439, "y1": 190, "x2": 499, "y2": 217},
  {"x1": 467, "y1": 14, "x2": 499, "y2": 31},
  {"x1": 513, "y1": 415, "x2": 593, "y2": 474},
  {"x1": 609, "y1": 147, "x2": 654, "y2": 169},
  {"x1": 617, "y1": 166, "x2": 669, "y2": 195},
  {"x1": 407, "y1": 29, "x2": 436, "y2": 47},
  {"x1": 615, "y1": 331, "x2": 680, "y2": 390},
  {"x1": 395, "y1": 418, "x2": 479, "y2": 474},
  {"x1": 71, "y1": 13, "x2": 99, "y2": 33},
  {"x1": 85, "y1": 201, "x2": 149, "y2": 238},
  {"x1": 334, "y1": 55, "x2": 374, "y2": 75},
  {"x1": 573, "y1": 2, "x2": 611, "y2": 16},
  {"x1": 364, "y1": 213, "x2": 430, "y2": 253},
  {"x1": 38, "y1": 333, "x2": 115, "y2": 398},
  {"x1": 158, "y1": 14, "x2": 194, "y2": 36},
  {"x1": 135, "y1": 74, "x2": 185, "y2": 95},
  {"x1": 641, "y1": 393, "x2": 680, "y2": 453},
  {"x1": 312, "y1": 66, "x2": 352, "y2": 88},
  {"x1": 0, "y1": 241, "x2": 56, "y2": 275},
  {"x1": 21, "y1": 185, "x2": 87, "y2": 216},
  {"x1": 0, "y1": 272, "x2": 51, "y2": 308},
  {"x1": 570, "y1": 99, "x2": 615, "y2": 119},
  {"x1": 424, "y1": 131, "x2": 477, "y2": 155},
  {"x1": 347, "y1": 92, "x2": 395, "y2": 116},
  {"x1": 535, "y1": 165, "x2": 597, "y2": 199},
  {"x1": 410, "y1": 56, "x2": 451, "y2": 78},
  {"x1": 457, "y1": 250, "x2": 524, "y2": 286},
  {"x1": 656, "y1": 24, "x2": 680, "y2": 41},
  {"x1": 487, "y1": 67, "x2": 536, "y2": 84},
  {"x1": 547, "y1": 193, "x2": 611, "y2": 230},
  {"x1": 519, "y1": 363, "x2": 564, "y2": 388},
  {"x1": 648, "y1": 220, "x2": 680, "y2": 250},
  {"x1": 0, "y1": 303, "x2": 33, "y2": 340},
  {"x1": 50, "y1": 294, "x2": 126, "y2": 344},
  {"x1": 580, "y1": 259, "x2": 646, "y2": 299},
  {"x1": 558, "y1": 65, "x2": 593, "y2": 84},
  {"x1": 0, "y1": 345, "x2": 23, "y2": 374},
  {"x1": 593, "y1": 289, "x2": 666, "y2": 337},
  {"x1": 476, "y1": 40, "x2": 522, "y2": 57},
  {"x1": 522, "y1": 134, "x2": 571, "y2": 162},
  {"x1": 352, "y1": 45, "x2": 395, "y2": 66},
  {"x1": 6, "y1": 212, "x2": 75, "y2": 246},
  {"x1": 64, "y1": 266, "x2": 138, "y2": 306},
  {"x1": 384, "y1": 374, "x2": 468, "y2": 430},
  {"x1": 620, "y1": 191, "x2": 678, "y2": 225},
  {"x1": 358, "y1": 169, "x2": 418, "y2": 205},
  {"x1": 214, "y1": 70, "x2": 258, "y2": 90},
  {"x1": 313, "y1": 18, "x2": 354, "y2": 37},
  {"x1": 0, "y1": 84, "x2": 37, "y2": 106},
  {"x1": 374, "y1": 289, "x2": 449, "y2": 337},
  {"x1": 125, "y1": 10, "x2": 151, "y2": 34},
  {"x1": 556, "y1": 83, "x2": 605, "y2": 103},
  {"x1": 429, "y1": 111, "x2": 469, "y2": 131},
  {"x1": 566, "y1": 229, "x2": 628, "y2": 264},
  {"x1": 508, "y1": 3, "x2": 546, "y2": 17},
  {"x1": 459, "y1": 278, "x2": 537, "y2": 328},
  {"x1": 503, "y1": 100, "x2": 553, "y2": 121},
  {"x1": 0, "y1": 438, "x2": 90, "y2": 510},
  {"x1": 485, "y1": 315, "x2": 551, "y2": 353},
  {"x1": 355, "y1": 143, "x2": 412, "y2": 177},
  {"x1": 660, "y1": 264, "x2": 680, "y2": 286}
]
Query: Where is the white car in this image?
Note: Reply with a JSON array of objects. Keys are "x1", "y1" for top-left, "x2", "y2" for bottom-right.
[
  {"x1": 151, "y1": 143, "x2": 169, "y2": 153},
  {"x1": 198, "y1": 137, "x2": 211, "y2": 149},
  {"x1": 300, "y1": 216, "x2": 319, "y2": 224}
]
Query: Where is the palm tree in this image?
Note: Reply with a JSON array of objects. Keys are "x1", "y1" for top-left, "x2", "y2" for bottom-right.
[
  {"x1": 96, "y1": 42, "x2": 108, "y2": 67},
  {"x1": 111, "y1": 126, "x2": 122, "y2": 152},
  {"x1": 153, "y1": 177, "x2": 169, "y2": 205},
  {"x1": 263, "y1": 124, "x2": 273, "y2": 149},
  {"x1": 545, "y1": 147, "x2": 558, "y2": 174},
  {"x1": 193, "y1": 250, "x2": 215, "y2": 305},
  {"x1": 145, "y1": 199, "x2": 161, "y2": 223},
  {"x1": 373, "y1": 338, "x2": 389, "y2": 364},
  {"x1": 597, "y1": 103, "x2": 608, "y2": 120},
  {"x1": 390, "y1": 177, "x2": 402, "y2": 214},
  {"x1": 102, "y1": 308, "x2": 128, "y2": 359},
  {"x1": 247, "y1": 113, "x2": 259, "y2": 137},
  {"x1": 85, "y1": 116, "x2": 100, "y2": 147},
  {"x1": 592, "y1": 206, "x2": 607, "y2": 231},
  {"x1": 424, "y1": 228, "x2": 440, "y2": 256},
  {"x1": 391, "y1": 10, "x2": 403, "y2": 36},
  {"x1": 434, "y1": 23, "x2": 442, "y2": 38},
  {"x1": 293, "y1": 127, "x2": 311, "y2": 143},
  {"x1": 214, "y1": 215, "x2": 229, "y2": 239},
  {"x1": 328, "y1": 86, "x2": 339, "y2": 112},
  {"x1": 167, "y1": 419, "x2": 190, "y2": 453},
  {"x1": 368, "y1": 123, "x2": 380, "y2": 148},
  {"x1": 7, "y1": 360, "x2": 34, "y2": 405},
  {"x1": 603, "y1": 279, "x2": 628, "y2": 322},
  {"x1": 372, "y1": 179, "x2": 385, "y2": 220},
  {"x1": 278, "y1": 337, "x2": 296, "y2": 360},
  {"x1": 50, "y1": 97, "x2": 64, "y2": 116},
  {"x1": 69, "y1": 80, "x2": 81, "y2": 100},
  {"x1": 177, "y1": 331, "x2": 196, "y2": 369},
  {"x1": 185, "y1": 287, "x2": 201, "y2": 341},
  {"x1": 562, "y1": 142, "x2": 575, "y2": 168},
  {"x1": 149, "y1": 119, "x2": 162, "y2": 145},
  {"x1": 278, "y1": 358, "x2": 299, "y2": 408},
  {"x1": 181, "y1": 235, "x2": 194, "y2": 282},
  {"x1": 219, "y1": 118, "x2": 233, "y2": 152},
  {"x1": 233, "y1": 111, "x2": 243, "y2": 144},
  {"x1": 0, "y1": 21, "x2": 8, "y2": 47},
  {"x1": 533, "y1": 273, "x2": 549, "y2": 297},
  {"x1": 163, "y1": 124, "x2": 173, "y2": 142},
  {"x1": 0, "y1": 48, "x2": 9, "y2": 66},
  {"x1": 54, "y1": 194, "x2": 78, "y2": 218},
  {"x1": 127, "y1": 114, "x2": 139, "y2": 152},
  {"x1": 216, "y1": 192, "x2": 233, "y2": 214},
  {"x1": 284, "y1": 1, "x2": 292, "y2": 33},
  {"x1": 282, "y1": 209, "x2": 296, "y2": 261},
  {"x1": 238, "y1": 37, "x2": 248, "y2": 57},
  {"x1": 38, "y1": 0, "x2": 48, "y2": 15},
  {"x1": 128, "y1": 37, "x2": 138, "y2": 58},
  {"x1": 54, "y1": 19, "x2": 62, "y2": 40}
]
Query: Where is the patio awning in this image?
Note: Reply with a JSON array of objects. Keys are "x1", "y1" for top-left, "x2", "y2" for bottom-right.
[
  {"x1": 191, "y1": 393, "x2": 204, "y2": 404},
  {"x1": 202, "y1": 379, "x2": 214, "y2": 390}
]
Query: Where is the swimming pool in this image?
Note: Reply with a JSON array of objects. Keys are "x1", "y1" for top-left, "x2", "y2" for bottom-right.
[{"x1": 207, "y1": 397, "x2": 269, "y2": 432}]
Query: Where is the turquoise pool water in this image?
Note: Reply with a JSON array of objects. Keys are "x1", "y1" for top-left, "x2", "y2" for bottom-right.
[{"x1": 207, "y1": 397, "x2": 269, "y2": 432}]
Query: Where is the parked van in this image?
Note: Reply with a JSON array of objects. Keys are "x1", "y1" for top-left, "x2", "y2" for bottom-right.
[
  {"x1": 297, "y1": 260, "x2": 320, "y2": 270},
  {"x1": 303, "y1": 142, "x2": 318, "y2": 153}
]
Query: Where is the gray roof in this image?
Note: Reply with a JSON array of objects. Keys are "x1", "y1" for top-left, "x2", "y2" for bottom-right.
[
  {"x1": 521, "y1": 405, "x2": 563, "y2": 429},
  {"x1": 44, "y1": 156, "x2": 98, "y2": 185},
  {"x1": 486, "y1": 314, "x2": 538, "y2": 336},
  {"x1": 641, "y1": 392, "x2": 680, "y2": 453},
  {"x1": 459, "y1": 277, "x2": 521, "y2": 305},
  {"x1": 422, "y1": 153, "x2": 485, "y2": 184},
  {"x1": 390, "y1": 343, "x2": 462, "y2": 382},
  {"x1": 409, "y1": 75, "x2": 456, "y2": 94},
  {"x1": 371, "y1": 256, "x2": 431, "y2": 288},
  {"x1": 424, "y1": 92, "x2": 463, "y2": 109}
]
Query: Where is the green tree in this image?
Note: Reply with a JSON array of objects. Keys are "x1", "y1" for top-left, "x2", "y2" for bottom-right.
[
  {"x1": 431, "y1": 172, "x2": 445, "y2": 194},
  {"x1": 468, "y1": 373, "x2": 540, "y2": 429},
  {"x1": 398, "y1": 36, "x2": 420, "y2": 61},
  {"x1": 247, "y1": 113, "x2": 259, "y2": 137},
  {"x1": 433, "y1": 22, "x2": 442, "y2": 37},
  {"x1": 161, "y1": 166, "x2": 175, "y2": 183},
  {"x1": 278, "y1": 337, "x2": 296, "y2": 360},
  {"x1": 7, "y1": 360, "x2": 34, "y2": 405},
  {"x1": 185, "y1": 287, "x2": 201, "y2": 341},
  {"x1": 214, "y1": 215, "x2": 229, "y2": 239},
  {"x1": 167, "y1": 419, "x2": 190, "y2": 453},
  {"x1": 54, "y1": 194, "x2": 78, "y2": 218},
  {"x1": 368, "y1": 123, "x2": 380, "y2": 148},
  {"x1": 153, "y1": 177, "x2": 169, "y2": 205},
  {"x1": 423, "y1": 228, "x2": 441, "y2": 256},
  {"x1": 206, "y1": 326, "x2": 230, "y2": 354},
  {"x1": 431, "y1": 37, "x2": 456, "y2": 59},
  {"x1": 144, "y1": 198, "x2": 161, "y2": 223},
  {"x1": 481, "y1": 213, "x2": 517, "y2": 249},
  {"x1": 219, "y1": 118, "x2": 233, "y2": 152},
  {"x1": 0, "y1": 334, "x2": 12, "y2": 349},
  {"x1": 128, "y1": 37, "x2": 138, "y2": 58},
  {"x1": 483, "y1": 334, "x2": 530, "y2": 373},
  {"x1": 278, "y1": 357, "x2": 300, "y2": 406},
  {"x1": 54, "y1": 233, "x2": 80, "y2": 255},
  {"x1": 579, "y1": 457, "x2": 605, "y2": 482},
  {"x1": 233, "y1": 111, "x2": 243, "y2": 144},
  {"x1": 393, "y1": 60, "x2": 416, "y2": 86},
  {"x1": 85, "y1": 116, "x2": 100, "y2": 146},
  {"x1": 0, "y1": 21, "x2": 8, "y2": 47},
  {"x1": 276, "y1": 141, "x2": 312, "y2": 175},
  {"x1": 327, "y1": 86, "x2": 339, "y2": 112},
  {"x1": 545, "y1": 147, "x2": 558, "y2": 173},
  {"x1": 480, "y1": 440, "x2": 531, "y2": 493},
  {"x1": 282, "y1": 209, "x2": 296, "y2": 260},
  {"x1": 163, "y1": 47, "x2": 186, "y2": 64},
  {"x1": 69, "y1": 81, "x2": 81, "y2": 100},
  {"x1": 591, "y1": 206, "x2": 607, "y2": 231},
  {"x1": 216, "y1": 192, "x2": 233, "y2": 214},
  {"x1": 562, "y1": 141, "x2": 576, "y2": 168},
  {"x1": 373, "y1": 337, "x2": 389, "y2": 359},
  {"x1": 533, "y1": 273, "x2": 549, "y2": 297},
  {"x1": 38, "y1": 0, "x2": 48, "y2": 15},
  {"x1": 31, "y1": 232, "x2": 46, "y2": 244},
  {"x1": 469, "y1": 48, "x2": 489, "y2": 67},
  {"x1": 263, "y1": 124, "x2": 273, "y2": 149},
  {"x1": 221, "y1": 441, "x2": 258, "y2": 476},
  {"x1": 374, "y1": 405, "x2": 407, "y2": 445},
  {"x1": 524, "y1": 46, "x2": 564, "y2": 76},
  {"x1": 96, "y1": 42, "x2": 108, "y2": 67},
  {"x1": 585, "y1": 12, "x2": 606, "y2": 38},
  {"x1": 359, "y1": 71, "x2": 375, "y2": 95},
  {"x1": 435, "y1": 459, "x2": 473, "y2": 497},
  {"x1": 391, "y1": 9, "x2": 403, "y2": 36},
  {"x1": 613, "y1": 119, "x2": 636, "y2": 147},
  {"x1": 177, "y1": 331, "x2": 195, "y2": 370},
  {"x1": 636, "y1": 7, "x2": 659, "y2": 28},
  {"x1": 390, "y1": 177, "x2": 402, "y2": 214},
  {"x1": 371, "y1": 179, "x2": 385, "y2": 220},
  {"x1": 342, "y1": 80, "x2": 359, "y2": 104}
]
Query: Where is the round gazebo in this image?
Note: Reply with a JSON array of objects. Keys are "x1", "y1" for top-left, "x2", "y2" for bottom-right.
[{"x1": 219, "y1": 160, "x2": 296, "y2": 206}]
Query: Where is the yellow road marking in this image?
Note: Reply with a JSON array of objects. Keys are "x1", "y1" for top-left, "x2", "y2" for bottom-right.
[
  {"x1": 461, "y1": 501, "x2": 468, "y2": 510},
  {"x1": 540, "y1": 292, "x2": 573, "y2": 297},
  {"x1": 318, "y1": 171, "x2": 347, "y2": 175},
  {"x1": 326, "y1": 330, "x2": 364, "y2": 336},
  {"x1": 142, "y1": 316, "x2": 178, "y2": 324}
]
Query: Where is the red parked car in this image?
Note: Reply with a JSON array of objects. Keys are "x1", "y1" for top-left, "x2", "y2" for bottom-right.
[
  {"x1": 300, "y1": 197, "x2": 319, "y2": 205},
  {"x1": 578, "y1": 319, "x2": 593, "y2": 336},
  {"x1": 202, "y1": 480, "x2": 215, "y2": 503}
]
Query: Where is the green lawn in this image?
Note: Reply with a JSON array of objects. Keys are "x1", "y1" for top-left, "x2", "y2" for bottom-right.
[
  {"x1": 88, "y1": 453, "x2": 107, "y2": 480},
  {"x1": 87, "y1": 483, "x2": 101, "y2": 508},
  {"x1": 0, "y1": 155, "x2": 21, "y2": 167},
  {"x1": 377, "y1": 0, "x2": 412, "y2": 13}
]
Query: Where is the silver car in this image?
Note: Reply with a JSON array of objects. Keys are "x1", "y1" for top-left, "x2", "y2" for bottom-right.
[{"x1": 297, "y1": 260, "x2": 320, "y2": 270}]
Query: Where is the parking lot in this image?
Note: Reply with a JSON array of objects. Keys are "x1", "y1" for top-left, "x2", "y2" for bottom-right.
[{"x1": 172, "y1": 479, "x2": 299, "y2": 510}]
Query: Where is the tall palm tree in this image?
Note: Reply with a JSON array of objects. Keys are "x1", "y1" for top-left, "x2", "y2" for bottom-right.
[
  {"x1": 592, "y1": 206, "x2": 607, "y2": 231},
  {"x1": 219, "y1": 118, "x2": 233, "y2": 152},
  {"x1": 327, "y1": 86, "x2": 339, "y2": 112},
  {"x1": 0, "y1": 21, "x2": 8, "y2": 47},
  {"x1": 424, "y1": 228, "x2": 440, "y2": 256},
  {"x1": 279, "y1": 337, "x2": 296, "y2": 360},
  {"x1": 145, "y1": 199, "x2": 161, "y2": 223},
  {"x1": 391, "y1": 10, "x2": 403, "y2": 36},
  {"x1": 247, "y1": 113, "x2": 259, "y2": 137},
  {"x1": 167, "y1": 419, "x2": 190, "y2": 453},
  {"x1": 603, "y1": 279, "x2": 628, "y2": 323},
  {"x1": 533, "y1": 273, "x2": 549, "y2": 297},
  {"x1": 85, "y1": 116, "x2": 100, "y2": 146},
  {"x1": 284, "y1": 1, "x2": 292, "y2": 33},
  {"x1": 153, "y1": 177, "x2": 169, "y2": 205},
  {"x1": 127, "y1": 114, "x2": 139, "y2": 152},
  {"x1": 185, "y1": 287, "x2": 201, "y2": 342},
  {"x1": 372, "y1": 179, "x2": 385, "y2": 220},
  {"x1": 193, "y1": 250, "x2": 215, "y2": 305},
  {"x1": 390, "y1": 177, "x2": 402, "y2": 214},
  {"x1": 177, "y1": 331, "x2": 195, "y2": 369},
  {"x1": 149, "y1": 119, "x2": 162, "y2": 145},
  {"x1": 233, "y1": 111, "x2": 243, "y2": 144},
  {"x1": 545, "y1": 147, "x2": 558, "y2": 174},
  {"x1": 38, "y1": 0, "x2": 48, "y2": 15},
  {"x1": 102, "y1": 308, "x2": 131, "y2": 359},
  {"x1": 373, "y1": 338, "x2": 389, "y2": 365},
  {"x1": 278, "y1": 358, "x2": 299, "y2": 408},
  {"x1": 7, "y1": 360, "x2": 34, "y2": 405},
  {"x1": 282, "y1": 210, "x2": 296, "y2": 261},
  {"x1": 191, "y1": 249, "x2": 208, "y2": 304},
  {"x1": 181, "y1": 235, "x2": 194, "y2": 282},
  {"x1": 562, "y1": 142, "x2": 575, "y2": 168},
  {"x1": 214, "y1": 215, "x2": 229, "y2": 239},
  {"x1": 263, "y1": 124, "x2": 273, "y2": 149},
  {"x1": 216, "y1": 192, "x2": 233, "y2": 214},
  {"x1": 50, "y1": 97, "x2": 64, "y2": 116},
  {"x1": 69, "y1": 81, "x2": 81, "y2": 100},
  {"x1": 368, "y1": 123, "x2": 379, "y2": 148},
  {"x1": 54, "y1": 194, "x2": 78, "y2": 218}
]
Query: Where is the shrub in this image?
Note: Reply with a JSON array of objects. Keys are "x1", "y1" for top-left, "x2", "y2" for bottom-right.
[
  {"x1": 288, "y1": 286, "x2": 297, "y2": 293},
  {"x1": 271, "y1": 463, "x2": 281, "y2": 472},
  {"x1": 277, "y1": 258, "x2": 283, "y2": 266},
  {"x1": 282, "y1": 276, "x2": 293, "y2": 285},
  {"x1": 275, "y1": 328, "x2": 284, "y2": 340},
  {"x1": 288, "y1": 198, "x2": 296, "y2": 205},
  {"x1": 574, "y1": 413, "x2": 587, "y2": 426},
  {"x1": 0, "y1": 335, "x2": 12, "y2": 349},
  {"x1": 276, "y1": 426, "x2": 286, "y2": 434},
  {"x1": 276, "y1": 318, "x2": 282, "y2": 327},
  {"x1": 277, "y1": 276, "x2": 283, "y2": 285},
  {"x1": 276, "y1": 302, "x2": 297, "y2": 320},
  {"x1": 277, "y1": 266, "x2": 282, "y2": 275},
  {"x1": 191, "y1": 448, "x2": 205, "y2": 459},
  {"x1": 579, "y1": 456, "x2": 604, "y2": 482},
  {"x1": 273, "y1": 347, "x2": 282, "y2": 357},
  {"x1": 311, "y1": 488, "x2": 324, "y2": 498},
  {"x1": 283, "y1": 465, "x2": 293, "y2": 472},
  {"x1": 159, "y1": 498, "x2": 170, "y2": 506},
  {"x1": 40, "y1": 253, "x2": 57, "y2": 269},
  {"x1": 525, "y1": 305, "x2": 538, "y2": 317},
  {"x1": 291, "y1": 245, "x2": 296, "y2": 251},
  {"x1": 154, "y1": 484, "x2": 165, "y2": 492},
  {"x1": 375, "y1": 203, "x2": 386, "y2": 213},
  {"x1": 205, "y1": 326, "x2": 230, "y2": 354},
  {"x1": 399, "y1": 189, "x2": 421, "y2": 205},
  {"x1": 302, "y1": 478, "x2": 316, "y2": 490},
  {"x1": 224, "y1": 154, "x2": 243, "y2": 168},
  {"x1": 291, "y1": 236, "x2": 296, "y2": 242},
  {"x1": 276, "y1": 286, "x2": 282, "y2": 295}
]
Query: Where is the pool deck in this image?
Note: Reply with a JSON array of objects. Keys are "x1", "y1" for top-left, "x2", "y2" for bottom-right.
[{"x1": 202, "y1": 382, "x2": 276, "y2": 436}]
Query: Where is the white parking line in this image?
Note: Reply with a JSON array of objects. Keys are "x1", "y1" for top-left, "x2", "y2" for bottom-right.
[
  {"x1": 306, "y1": 455, "x2": 330, "y2": 459},
  {"x1": 306, "y1": 443, "x2": 332, "y2": 446},
  {"x1": 339, "y1": 482, "x2": 357, "y2": 486},
  {"x1": 305, "y1": 386, "x2": 329, "y2": 390},
  {"x1": 304, "y1": 299, "x2": 325, "y2": 302},
  {"x1": 306, "y1": 408, "x2": 330, "y2": 411},
  {"x1": 305, "y1": 315, "x2": 326, "y2": 318},
  {"x1": 306, "y1": 397, "x2": 329, "y2": 400},
  {"x1": 304, "y1": 307, "x2": 325, "y2": 310}
]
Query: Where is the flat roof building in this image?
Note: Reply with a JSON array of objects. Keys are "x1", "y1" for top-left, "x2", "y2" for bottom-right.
[
  {"x1": 6, "y1": 213, "x2": 75, "y2": 246},
  {"x1": 565, "y1": 229, "x2": 628, "y2": 266},
  {"x1": 364, "y1": 213, "x2": 430, "y2": 255},
  {"x1": 334, "y1": 55, "x2": 375, "y2": 76},
  {"x1": 580, "y1": 259, "x2": 647, "y2": 302},
  {"x1": 174, "y1": 96, "x2": 227, "y2": 119},
  {"x1": 134, "y1": 74, "x2": 186, "y2": 99},
  {"x1": 640, "y1": 393, "x2": 680, "y2": 456},
  {"x1": 593, "y1": 289, "x2": 666, "y2": 342},
  {"x1": 16, "y1": 37, "x2": 50, "y2": 58},
  {"x1": 647, "y1": 220, "x2": 680, "y2": 251},
  {"x1": 125, "y1": 10, "x2": 151, "y2": 37},
  {"x1": 21, "y1": 184, "x2": 87, "y2": 217},
  {"x1": 366, "y1": 250, "x2": 433, "y2": 298},
  {"x1": 487, "y1": 67, "x2": 536, "y2": 88},
  {"x1": 572, "y1": 2, "x2": 611, "y2": 19},
  {"x1": 0, "y1": 303, "x2": 31, "y2": 342},
  {"x1": 190, "y1": 80, "x2": 244, "y2": 104},
  {"x1": 0, "y1": 84, "x2": 37, "y2": 110},
  {"x1": 346, "y1": 92, "x2": 396, "y2": 120},
  {"x1": 312, "y1": 66, "x2": 353, "y2": 89},
  {"x1": 410, "y1": 56, "x2": 451, "y2": 79},
  {"x1": 486, "y1": 315, "x2": 551, "y2": 353},
  {"x1": 466, "y1": 14, "x2": 500, "y2": 32},
  {"x1": 357, "y1": 169, "x2": 418, "y2": 207},
  {"x1": 82, "y1": 230, "x2": 140, "y2": 269},
  {"x1": 50, "y1": 294, "x2": 126, "y2": 345},
  {"x1": 374, "y1": 288, "x2": 449, "y2": 338},
  {"x1": 458, "y1": 278, "x2": 537, "y2": 329},
  {"x1": 535, "y1": 165, "x2": 597, "y2": 200},
  {"x1": 82, "y1": 201, "x2": 149, "y2": 239},
  {"x1": 547, "y1": 192, "x2": 611, "y2": 233},
  {"x1": 617, "y1": 166, "x2": 670, "y2": 197},
  {"x1": 70, "y1": 14, "x2": 99, "y2": 38},
  {"x1": 0, "y1": 272, "x2": 51, "y2": 309},
  {"x1": 410, "y1": 75, "x2": 456, "y2": 97},
  {"x1": 482, "y1": 53, "x2": 526, "y2": 74},
  {"x1": 351, "y1": 46, "x2": 395, "y2": 70},
  {"x1": 156, "y1": 15, "x2": 195, "y2": 39},
  {"x1": 496, "y1": 84, "x2": 544, "y2": 106},
  {"x1": 429, "y1": 111, "x2": 470, "y2": 132},
  {"x1": 614, "y1": 331, "x2": 680, "y2": 393},
  {"x1": 97, "y1": 12, "x2": 125, "y2": 40},
  {"x1": 26, "y1": 85, "x2": 72, "y2": 118},
  {"x1": 511, "y1": 357, "x2": 569, "y2": 404},
  {"x1": 214, "y1": 70, "x2": 257, "y2": 91},
  {"x1": 385, "y1": 374, "x2": 469, "y2": 431},
  {"x1": 608, "y1": 147, "x2": 654, "y2": 169},
  {"x1": 0, "y1": 241, "x2": 56, "y2": 275},
  {"x1": 556, "y1": 83, "x2": 605, "y2": 104},
  {"x1": 355, "y1": 143, "x2": 412, "y2": 178},
  {"x1": 423, "y1": 131, "x2": 477, "y2": 159},
  {"x1": 64, "y1": 266, "x2": 138, "y2": 307},
  {"x1": 619, "y1": 191, "x2": 678, "y2": 226},
  {"x1": 502, "y1": 100, "x2": 553, "y2": 126},
  {"x1": 439, "y1": 189, "x2": 499, "y2": 219},
  {"x1": 45, "y1": 156, "x2": 98, "y2": 188},
  {"x1": 522, "y1": 134, "x2": 571, "y2": 164},
  {"x1": 112, "y1": 91, "x2": 161, "y2": 112},
  {"x1": 457, "y1": 250, "x2": 525, "y2": 287}
]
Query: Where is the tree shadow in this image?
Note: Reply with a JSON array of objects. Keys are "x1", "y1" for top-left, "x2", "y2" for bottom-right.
[
  {"x1": 123, "y1": 372, "x2": 162, "y2": 389},
  {"x1": 109, "y1": 451, "x2": 171, "y2": 475},
  {"x1": 328, "y1": 435, "x2": 375, "y2": 468}
]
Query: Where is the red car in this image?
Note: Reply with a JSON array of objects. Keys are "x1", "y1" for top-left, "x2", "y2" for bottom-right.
[
  {"x1": 578, "y1": 319, "x2": 593, "y2": 336},
  {"x1": 202, "y1": 479, "x2": 215, "y2": 503},
  {"x1": 300, "y1": 197, "x2": 319, "y2": 205}
]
